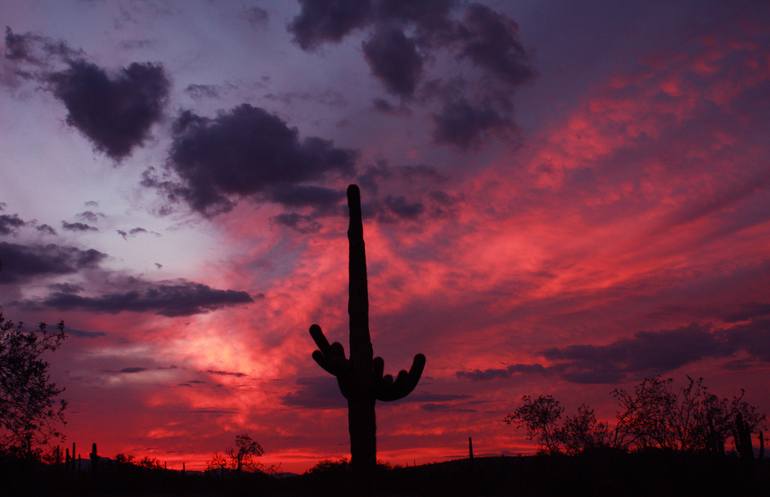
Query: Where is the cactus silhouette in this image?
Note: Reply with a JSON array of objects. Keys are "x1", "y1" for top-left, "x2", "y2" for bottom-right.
[
  {"x1": 90, "y1": 442, "x2": 98, "y2": 472},
  {"x1": 308, "y1": 184, "x2": 426, "y2": 481}
]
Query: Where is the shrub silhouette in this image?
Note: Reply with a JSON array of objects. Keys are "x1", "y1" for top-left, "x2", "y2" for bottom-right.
[
  {"x1": 507, "y1": 375, "x2": 766, "y2": 456},
  {"x1": 308, "y1": 184, "x2": 426, "y2": 483}
]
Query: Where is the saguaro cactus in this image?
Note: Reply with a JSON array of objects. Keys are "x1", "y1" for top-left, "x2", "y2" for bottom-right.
[
  {"x1": 90, "y1": 442, "x2": 98, "y2": 472},
  {"x1": 309, "y1": 184, "x2": 426, "y2": 479}
]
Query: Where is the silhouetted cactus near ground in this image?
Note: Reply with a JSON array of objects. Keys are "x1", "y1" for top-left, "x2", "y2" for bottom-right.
[
  {"x1": 90, "y1": 442, "x2": 98, "y2": 472},
  {"x1": 309, "y1": 184, "x2": 426, "y2": 482}
]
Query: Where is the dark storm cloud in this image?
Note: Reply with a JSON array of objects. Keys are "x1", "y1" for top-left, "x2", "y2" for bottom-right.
[
  {"x1": 288, "y1": 1, "x2": 534, "y2": 148},
  {"x1": 453, "y1": 3, "x2": 534, "y2": 86},
  {"x1": 456, "y1": 319, "x2": 770, "y2": 384},
  {"x1": 48, "y1": 60, "x2": 170, "y2": 161},
  {"x1": 432, "y1": 97, "x2": 513, "y2": 148},
  {"x1": 0, "y1": 242, "x2": 106, "y2": 283},
  {"x1": 288, "y1": 0, "x2": 373, "y2": 50},
  {"x1": 4, "y1": 28, "x2": 169, "y2": 160},
  {"x1": 362, "y1": 26, "x2": 423, "y2": 98},
  {"x1": 62, "y1": 221, "x2": 98, "y2": 232},
  {"x1": 31, "y1": 278, "x2": 254, "y2": 317},
  {"x1": 145, "y1": 104, "x2": 356, "y2": 216},
  {"x1": 0, "y1": 213, "x2": 26, "y2": 235}
]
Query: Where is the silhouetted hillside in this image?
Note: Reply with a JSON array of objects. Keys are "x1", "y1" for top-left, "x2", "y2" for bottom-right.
[{"x1": 3, "y1": 451, "x2": 770, "y2": 497}]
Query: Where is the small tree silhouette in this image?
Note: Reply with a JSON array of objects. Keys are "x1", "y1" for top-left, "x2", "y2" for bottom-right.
[
  {"x1": 0, "y1": 313, "x2": 67, "y2": 457},
  {"x1": 226, "y1": 434, "x2": 264, "y2": 472},
  {"x1": 308, "y1": 184, "x2": 426, "y2": 482},
  {"x1": 504, "y1": 395, "x2": 564, "y2": 453},
  {"x1": 0, "y1": 260, "x2": 67, "y2": 457}
]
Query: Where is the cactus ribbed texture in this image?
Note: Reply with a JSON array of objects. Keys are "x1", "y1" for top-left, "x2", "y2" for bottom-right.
[{"x1": 309, "y1": 184, "x2": 426, "y2": 481}]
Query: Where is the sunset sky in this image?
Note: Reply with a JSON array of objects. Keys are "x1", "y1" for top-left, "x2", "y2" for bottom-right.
[{"x1": 1, "y1": 0, "x2": 769, "y2": 473}]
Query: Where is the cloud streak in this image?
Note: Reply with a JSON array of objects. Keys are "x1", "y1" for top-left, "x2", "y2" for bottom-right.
[{"x1": 28, "y1": 278, "x2": 254, "y2": 317}]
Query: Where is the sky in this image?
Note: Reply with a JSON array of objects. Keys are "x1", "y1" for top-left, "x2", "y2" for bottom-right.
[{"x1": 1, "y1": 0, "x2": 769, "y2": 473}]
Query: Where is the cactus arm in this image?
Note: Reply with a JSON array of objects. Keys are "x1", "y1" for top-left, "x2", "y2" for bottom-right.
[
  {"x1": 309, "y1": 324, "x2": 331, "y2": 352},
  {"x1": 309, "y1": 324, "x2": 350, "y2": 378},
  {"x1": 372, "y1": 356, "x2": 385, "y2": 382},
  {"x1": 376, "y1": 353, "x2": 426, "y2": 401}
]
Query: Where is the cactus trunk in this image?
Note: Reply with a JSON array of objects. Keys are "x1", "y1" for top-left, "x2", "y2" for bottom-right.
[
  {"x1": 308, "y1": 185, "x2": 426, "y2": 484},
  {"x1": 347, "y1": 184, "x2": 376, "y2": 477},
  {"x1": 349, "y1": 397, "x2": 377, "y2": 476}
]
